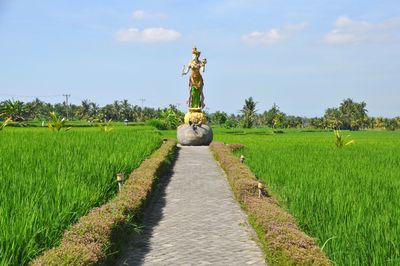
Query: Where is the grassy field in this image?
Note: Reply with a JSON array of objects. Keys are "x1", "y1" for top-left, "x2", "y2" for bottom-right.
[
  {"x1": 213, "y1": 128, "x2": 400, "y2": 265},
  {"x1": 0, "y1": 127, "x2": 162, "y2": 266},
  {"x1": 3, "y1": 124, "x2": 399, "y2": 265}
]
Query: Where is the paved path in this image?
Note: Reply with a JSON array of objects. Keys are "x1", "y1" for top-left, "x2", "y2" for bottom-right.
[{"x1": 117, "y1": 146, "x2": 266, "y2": 266}]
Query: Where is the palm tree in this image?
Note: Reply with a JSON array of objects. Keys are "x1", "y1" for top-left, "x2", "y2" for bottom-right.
[
  {"x1": 262, "y1": 103, "x2": 280, "y2": 127},
  {"x1": 112, "y1": 100, "x2": 122, "y2": 121},
  {"x1": 100, "y1": 104, "x2": 115, "y2": 121},
  {"x1": 324, "y1": 107, "x2": 342, "y2": 129},
  {"x1": 77, "y1": 100, "x2": 91, "y2": 119},
  {"x1": 120, "y1": 99, "x2": 132, "y2": 120},
  {"x1": 374, "y1": 117, "x2": 385, "y2": 129},
  {"x1": 338, "y1": 98, "x2": 368, "y2": 130},
  {"x1": 0, "y1": 100, "x2": 27, "y2": 121},
  {"x1": 89, "y1": 102, "x2": 99, "y2": 120},
  {"x1": 272, "y1": 112, "x2": 285, "y2": 128},
  {"x1": 25, "y1": 98, "x2": 46, "y2": 120},
  {"x1": 240, "y1": 97, "x2": 257, "y2": 128}
]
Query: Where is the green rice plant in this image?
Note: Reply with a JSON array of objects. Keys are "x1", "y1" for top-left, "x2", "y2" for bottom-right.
[
  {"x1": 214, "y1": 129, "x2": 400, "y2": 265},
  {"x1": 97, "y1": 119, "x2": 113, "y2": 132},
  {"x1": 47, "y1": 112, "x2": 71, "y2": 132},
  {"x1": 334, "y1": 130, "x2": 354, "y2": 148},
  {"x1": 0, "y1": 117, "x2": 12, "y2": 131},
  {"x1": 0, "y1": 127, "x2": 162, "y2": 265}
]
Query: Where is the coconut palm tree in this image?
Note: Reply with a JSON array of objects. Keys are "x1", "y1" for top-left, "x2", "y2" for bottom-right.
[
  {"x1": 76, "y1": 99, "x2": 91, "y2": 119},
  {"x1": 339, "y1": 98, "x2": 368, "y2": 130},
  {"x1": 240, "y1": 97, "x2": 257, "y2": 128},
  {"x1": 324, "y1": 107, "x2": 342, "y2": 129},
  {"x1": 120, "y1": 99, "x2": 132, "y2": 120}
]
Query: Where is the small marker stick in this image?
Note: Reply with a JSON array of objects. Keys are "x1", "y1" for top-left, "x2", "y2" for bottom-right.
[
  {"x1": 116, "y1": 173, "x2": 125, "y2": 192},
  {"x1": 258, "y1": 181, "x2": 265, "y2": 198}
]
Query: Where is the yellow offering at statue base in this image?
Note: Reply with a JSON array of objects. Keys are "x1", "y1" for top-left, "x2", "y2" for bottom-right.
[{"x1": 184, "y1": 108, "x2": 207, "y2": 125}]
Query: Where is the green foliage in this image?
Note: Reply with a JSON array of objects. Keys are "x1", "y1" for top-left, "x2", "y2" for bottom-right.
[
  {"x1": 224, "y1": 116, "x2": 238, "y2": 128},
  {"x1": 146, "y1": 118, "x2": 167, "y2": 130},
  {"x1": 0, "y1": 117, "x2": 12, "y2": 131},
  {"x1": 210, "y1": 111, "x2": 227, "y2": 125},
  {"x1": 0, "y1": 99, "x2": 27, "y2": 121},
  {"x1": 215, "y1": 129, "x2": 400, "y2": 265},
  {"x1": 0, "y1": 127, "x2": 162, "y2": 265},
  {"x1": 261, "y1": 103, "x2": 287, "y2": 128},
  {"x1": 374, "y1": 117, "x2": 386, "y2": 129},
  {"x1": 240, "y1": 97, "x2": 257, "y2": 128},
  {"x1": 323, "y1": 98, "x2": 368, "y2": 130},
  {"x1": 385, "y1": 118, "x2": 398, "y2": 131},
  {"x1": 339, "y1": 98, "x2": 368, "y2": 130},
  {"x1": 324, "y1": 107, "x2": 342, "y2": 129},
  {"x1": 334, "y1": 130, "x2": 355, "y2": 148},
  {"x1": 159, "y1": 107, "x2": 183, "y2": 130},
  {"x1": 1, "y1": 97, "x2": 397, "y2": 131},
  {"x1": 48, "y1": 112, "x2": 71, "y2": 132},
  {"x1": 97, "y1": 119, "x2": 113, "y2": 132},
  {"x1": 272, "y1": 112, "x2": 285, "y2": 128}
]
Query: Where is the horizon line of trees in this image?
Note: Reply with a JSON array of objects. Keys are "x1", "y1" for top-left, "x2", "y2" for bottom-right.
[
  {"x1": 1, "y1": 97, "x2": 399, "y2": 131},
  {"x1": 209, "y1": 97, "x2": 400, "y2": 131}
]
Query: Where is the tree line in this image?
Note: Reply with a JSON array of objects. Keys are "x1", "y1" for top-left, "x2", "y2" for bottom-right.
[
  {"x1": 0, "y1": 98, "x2": 177, "y2": 122},
  {"x1": 0, "y1": 97, "x2": 399, "y2": 130},
  {"x1": 209, "y1": 97, "x2": 400, "y2": 131}
]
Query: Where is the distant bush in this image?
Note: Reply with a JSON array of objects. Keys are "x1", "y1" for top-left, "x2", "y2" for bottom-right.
[
  {"x1": 224, "y1": 118, "x2": 238, "y2": 129},
  {"x1": 146, "y1": 107, "x2": 183, "y2": 130},
  {"x1": 159, "y1": 108, "x2": 182, "y2": 130},
  {"x1": 146, "y1": 119, "x2": 167, "y2": 130}
]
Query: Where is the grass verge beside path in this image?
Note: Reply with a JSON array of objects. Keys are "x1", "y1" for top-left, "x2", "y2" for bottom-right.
[
  {"x1": 32, "y1": 139, "x2": 177, "y2": 266},
  {"x1": 210, "y1": 142, "x2": 330, "y2": 266}
]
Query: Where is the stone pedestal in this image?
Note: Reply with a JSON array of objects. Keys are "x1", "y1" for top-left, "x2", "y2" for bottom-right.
[{"x1": 177, "y1": 124, "x2": 213, "y2": 146}]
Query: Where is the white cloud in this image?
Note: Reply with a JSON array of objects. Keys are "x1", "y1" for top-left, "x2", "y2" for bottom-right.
[
  {"x1": 324, "y1": 16, "x2": 400, "y2": 44},
  {"x1": 132, "y1": 9, "x2": 166, "y2": 20},
  {"x1": 241, "y1": 23, "x2": 307, "y2": 45},
  {"x1": 115, "y1": 27, "x2": 181, "y2": 43}
]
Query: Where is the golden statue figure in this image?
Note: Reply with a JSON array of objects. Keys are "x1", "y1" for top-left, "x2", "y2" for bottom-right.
[
  {"x1": 182, "y1": 47, "x2": 207, "y2": 109},
  {"x1": 177, "y1": 46, "x2": 213, "y2": 146}
]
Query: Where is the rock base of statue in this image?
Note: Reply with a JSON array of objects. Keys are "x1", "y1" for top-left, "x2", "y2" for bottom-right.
[{"x1": 177, "y1": 124, "x2": 213, "y2": 146}]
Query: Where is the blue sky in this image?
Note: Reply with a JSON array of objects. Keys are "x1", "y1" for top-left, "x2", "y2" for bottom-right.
[{"x1": 0, "y1": 0, "x2": 399, "y2": 117}]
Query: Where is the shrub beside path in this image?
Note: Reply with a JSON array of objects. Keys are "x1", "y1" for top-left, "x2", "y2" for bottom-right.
[{"x1": 117, "y1": 145, "x2": 266, "y2": 266}]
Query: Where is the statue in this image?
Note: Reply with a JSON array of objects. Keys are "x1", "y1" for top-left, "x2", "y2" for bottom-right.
[
  {"x1": 182, "y1": 47, "x2": 207, "y2": 109},
  {"x1": 177, "y1": 47, "x2": 213, "y2": 146}
]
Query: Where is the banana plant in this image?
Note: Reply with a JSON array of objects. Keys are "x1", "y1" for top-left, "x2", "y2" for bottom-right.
[
  {"x1": 48, "y1": 112, "x2": 71, "y2": 132},
  {"x1": 0, "y1": 117, "x2": 12, "y2": 131},
  {"x1": 334, "y1": 130, "x2": 355, "y2": 148},
  {"x1": 97, "y1": 119, "x2": 113, "y2": 132}
]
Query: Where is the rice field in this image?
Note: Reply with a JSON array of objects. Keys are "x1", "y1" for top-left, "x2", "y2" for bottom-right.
[
  {"x1": 215, "y1": 129, "x2": 400, "y2": 265},
  {"x1": 0, "y1": 127, "x2": 162, "y2": 266}
]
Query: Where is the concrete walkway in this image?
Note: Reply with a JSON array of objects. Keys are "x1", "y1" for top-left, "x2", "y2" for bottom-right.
[{"x1": 117, "y1": 146, "x2": 266, "y2": 266}]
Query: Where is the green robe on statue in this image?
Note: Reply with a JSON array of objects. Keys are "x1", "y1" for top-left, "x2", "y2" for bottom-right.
[{"x1": 191, "y1": 86, "x2": 201, "y2": 108}]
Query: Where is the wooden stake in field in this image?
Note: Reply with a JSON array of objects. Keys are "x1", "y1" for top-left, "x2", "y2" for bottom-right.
[
  {"x1": 116, "y1": 173, "x2": 125, "y2": 191},
  {"x1": 258, "y1": 181, "x2": 265, "y2": 198}
]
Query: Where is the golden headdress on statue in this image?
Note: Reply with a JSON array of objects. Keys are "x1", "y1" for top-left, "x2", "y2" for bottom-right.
[{"x1": 192, "y1": 46, "x2": 201, "y2": 56}]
